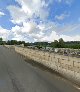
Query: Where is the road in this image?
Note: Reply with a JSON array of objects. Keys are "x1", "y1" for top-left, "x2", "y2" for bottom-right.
[{"x1": 0, "y1": 46, "x2": 79, "y2": 92}]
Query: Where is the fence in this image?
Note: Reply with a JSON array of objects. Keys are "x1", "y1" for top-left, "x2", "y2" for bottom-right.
[{"x1": 5, "y1": 45, "x2": 80, "y2": 85}]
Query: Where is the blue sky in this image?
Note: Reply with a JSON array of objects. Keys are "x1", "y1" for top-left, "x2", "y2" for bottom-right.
[{"x1": 0, "y1": 0, "x2": 80, "y2": 42}]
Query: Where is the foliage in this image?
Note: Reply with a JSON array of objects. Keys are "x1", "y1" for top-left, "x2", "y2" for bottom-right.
[
  {"x1": 0, "y1": 37, "x2": 80, "y2": 49},
  {"x1": 0, "y1": 38, "x2": 3, "y2": 41},
  {"x1": 0, "y1": 38, "x2": 3, "y2": 45},
  {"x1": 58, "y1": 38, "x2": 65, "y2": 48}
]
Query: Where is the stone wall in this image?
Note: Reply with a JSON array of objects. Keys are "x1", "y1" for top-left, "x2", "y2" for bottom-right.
[{"x1": 6, "y1": 46, "x2": 80, "y2": 85}]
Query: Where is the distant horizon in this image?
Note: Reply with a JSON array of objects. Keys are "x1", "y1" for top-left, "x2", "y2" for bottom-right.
[{"x1": 1, "y1": 38, "x2": 80, "y2": 43}]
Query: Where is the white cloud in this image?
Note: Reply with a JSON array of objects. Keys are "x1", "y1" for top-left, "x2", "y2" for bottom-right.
[
  {"x1": 7, "y1": 6, "x2": 27, "y2": 24},
  {"x1": 5, "y1": 0, "x2": 79, "y2": 42},
  {"x1": 11, "y1": 21, "x2": 40, "y2": 42},
  {"x1": 22, "y1": 21, "x2": 40, "y2": 34},
  {"x1": 55, "y1": 13, "x2": 70, "y2": 20},
  {"x1": 7, "y1": 0, "x2": 49, "y2": 24},
  {"x1": 41, "y1": 31, "x2": 80, "y2": 42},
  {"x1": 0, "y1": 26, "x2": 10, "y2": 40},
  {"x1": 60, "y1": 35, "x2": 80, "y2": 41},
  {"x1": 40, "y1": 31, "x2": 59, "y2": 42},
  {"x1": 38, "y1": 23, "x2": 80, "y2": 42},
  {"x1": 0, "y1": 11, "x2": 5, "y2": 17},
  {"x1": 56, "y1": 0, "x2": 74, "y2": 5},
  {"x1": 0, "y1": 22, "x2": 80, "y2": 42},
  {"x1": 6, "y1": 0, "x2": 59, "y2": 42},
  {"x1": 57, "y1": 23, "x2": 80, "y2": 33}
]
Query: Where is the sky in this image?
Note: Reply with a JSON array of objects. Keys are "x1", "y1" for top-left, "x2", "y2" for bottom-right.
[{"x1": 0, "y1": 0, "x2": 80, "y2": 42}]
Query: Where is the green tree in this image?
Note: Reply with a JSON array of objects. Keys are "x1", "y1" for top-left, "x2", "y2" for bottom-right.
[
  {"x1": 0, "y1": 38, "x2": 3, "y2": 45},
  {"x1": 54, "y1": 40, "x2": 59, "y2": 48},
  {"x1": 0, "y1": 38, "x2": 3, "y2": 41},
  {"x1": 59, "y1": 38, "x2": 65, "y2": 48}
]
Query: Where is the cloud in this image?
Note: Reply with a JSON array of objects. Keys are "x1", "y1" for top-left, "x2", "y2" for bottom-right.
[
  {"x1": 41, "y1": 31, "x2": 80, "y2": 42},
  {"x1": 11, "y1": 21, "x2": 41, "y2": 42},
  {"x1": 10, "y1": 20, "x2": 58, "y2": 42},
  {"x1": 0, "y1": 22, "x2": 80, "y2": 42},
  {"x1": 56, "y1": 0, "x2": 74, "y2": 5},
  {"x1": 5, "y1": 0, "x2": 79, "y2": 42},
  {"x1": 11, "y1": 22, "x2": 80, "y2": 42},
  {"x1": 40, "y1": 31, "x2": 59, "y2": 42},
  {"x1": 0, "y1": 26, "x2": 10, "y2": 40},
  {"x1": 7, "y1": 5, "x2": 27, "y2": 24},
  {"x1": 0, "y1": 11, "x2": 5, "y2": 17},
  {"x1": 60, "y1": 35, "x2": 80, "y2": 41},
  {"x1": 55, "y1": 13, "x2": 70, "y2": 20},
  {"x1": 57, "y1": 23, "x2": 80, "y2": 33},
  {"x1": 7, "y1": 0, "x2": 58, "y2": 42},
  {"x1": 7, "y1": 0, "x2": 49, "y2": 24}
]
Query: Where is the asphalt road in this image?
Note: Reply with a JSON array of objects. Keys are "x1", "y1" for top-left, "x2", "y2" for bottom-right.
[{"x1": 0, "y1": 46, "x2": 80, "y2": 92}]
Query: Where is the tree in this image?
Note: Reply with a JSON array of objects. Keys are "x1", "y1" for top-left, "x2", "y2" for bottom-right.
[
  {"x1": 54, "y1": 40, "x2": 59, "y2": 48},
  {"x1": 59, "y1": 38, "x2": 65, "y2": 48},
  {"x1": 0, "y1": 38, "x2": 3, "y2": 41},
  {"x1": 0, "y1": 38, "x2": 3, "y2": 45}
]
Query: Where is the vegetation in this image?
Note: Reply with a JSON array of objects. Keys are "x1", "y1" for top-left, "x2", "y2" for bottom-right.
[
  {"x1": 0, "y1": 38, "x2": 6, "y2": 45},
  {"x1": 51, "y1": 38, "x2": 65, "y2": 48},
  {"x1": 0, "y1": 37, "x2": 80, "y2": 49}
]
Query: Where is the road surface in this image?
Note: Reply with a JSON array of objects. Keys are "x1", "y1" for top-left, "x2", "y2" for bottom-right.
[{"x1": 0, "y1": 46, "x2": 80, "y2": 92}]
